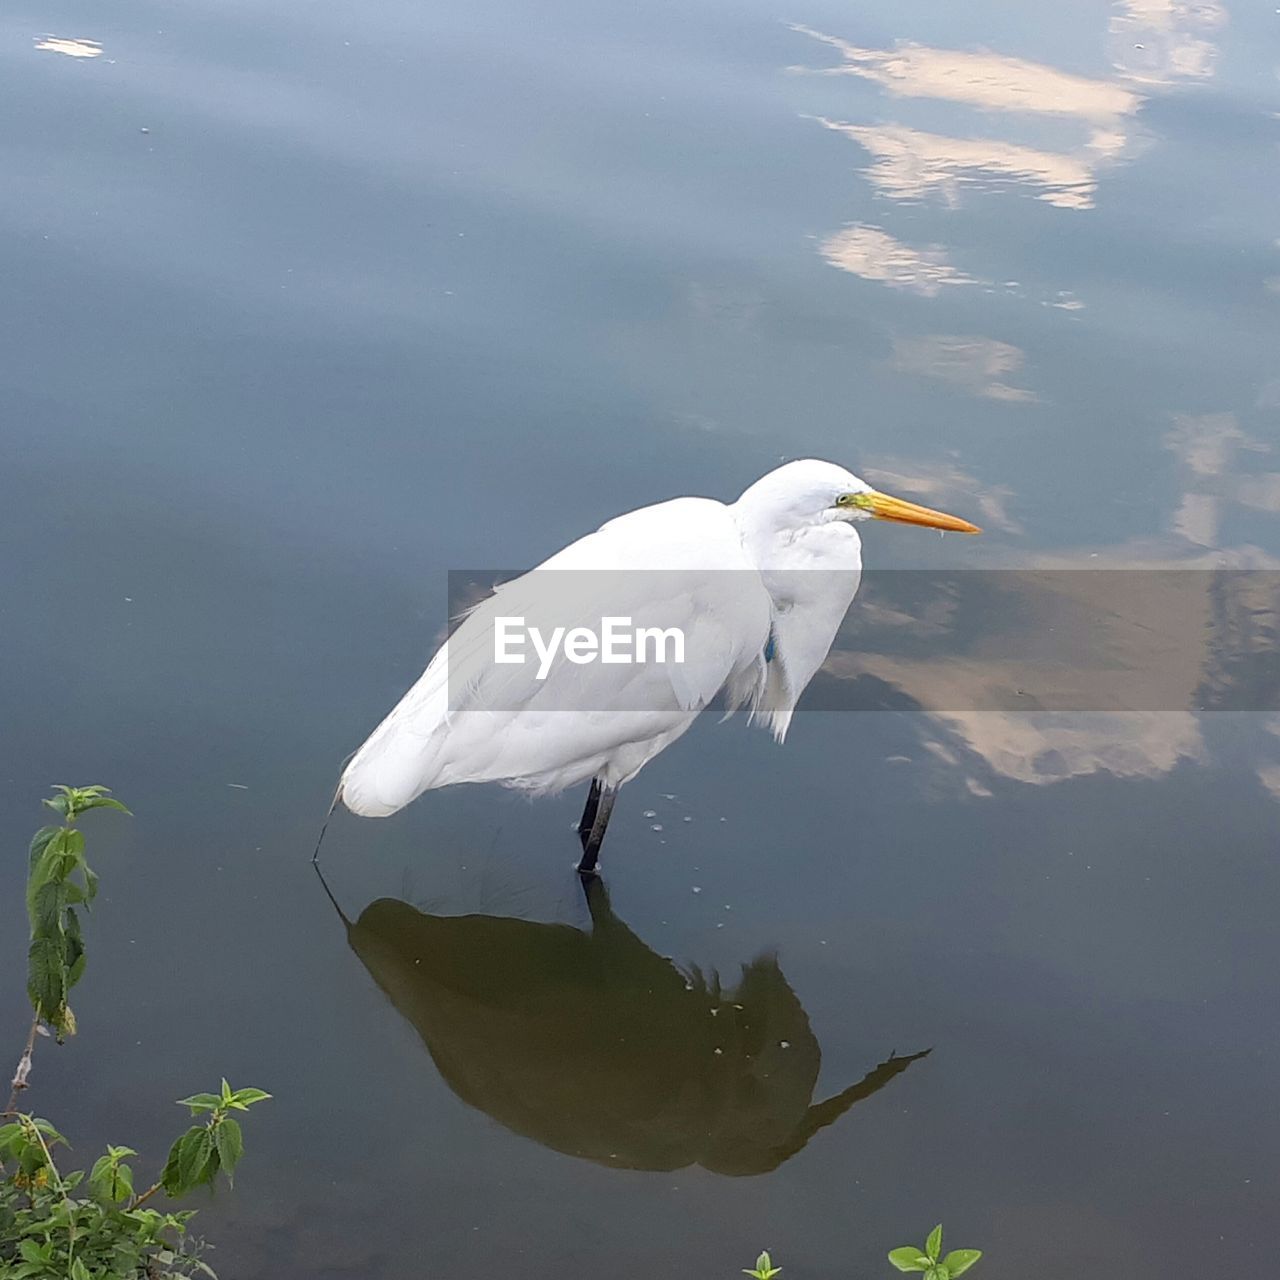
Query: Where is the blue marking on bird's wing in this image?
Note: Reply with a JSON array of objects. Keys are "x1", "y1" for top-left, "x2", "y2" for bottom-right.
[{"x1": 763, "y1": 628, "x2": 776, "y2": 664}]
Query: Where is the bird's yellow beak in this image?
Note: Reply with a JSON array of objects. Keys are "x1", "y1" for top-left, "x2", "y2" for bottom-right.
[{"x1": 860, "y1": 490, "x2": 982, "y2": 533}]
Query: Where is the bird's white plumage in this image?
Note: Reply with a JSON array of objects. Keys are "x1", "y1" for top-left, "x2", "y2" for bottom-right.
[{"x1": 340, "y1": 461, "x2": 868, "y2": 817}]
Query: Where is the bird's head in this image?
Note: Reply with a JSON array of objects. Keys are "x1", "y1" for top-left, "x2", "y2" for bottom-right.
[{"x1": 737, "y1": 460, "x2": 982, "y2": 535}]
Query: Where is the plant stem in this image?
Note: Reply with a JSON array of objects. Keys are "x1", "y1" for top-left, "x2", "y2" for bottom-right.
[
  {"x1": 130, "y1": 1181, "x2": 163, "y2": 1211},
  {"x1": 27, "y1": 1114, "x2": 78, "y2": 1264},
  {"x1": 5, "y1": 1013, "x2": 40, "y2": 1118}
]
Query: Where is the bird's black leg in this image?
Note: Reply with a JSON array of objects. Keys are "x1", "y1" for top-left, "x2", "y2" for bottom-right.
[
  {"x1": 577, "y1": 778, "x2": 603, "y2": 838},
  {"x1": 576, "y1": 784, "x2": 616, "y2": 877},
  {"x1": 579, "y1": 866, "x2": 614, "y2": 920}
]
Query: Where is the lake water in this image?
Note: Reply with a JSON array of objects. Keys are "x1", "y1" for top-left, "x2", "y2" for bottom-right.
[{"x1": 3, "y1": 0, "x2": 1280, "y2": 1276}]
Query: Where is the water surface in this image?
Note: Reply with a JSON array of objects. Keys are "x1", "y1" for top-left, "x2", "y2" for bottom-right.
[{"x1": 3, "y1": 0, "x2": 1280, "y2": 1276}]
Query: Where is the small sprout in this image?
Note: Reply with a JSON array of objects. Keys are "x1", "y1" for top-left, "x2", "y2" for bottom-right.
[
  {"x1": 744, "y1": 1250, "x2": 782, "y2": 1279},
  {"x1": 89, "y1": 1144, "x2": 137, "y2": 1203},
  {"x1": 43, "y1": 784, "x2": 132, "y2": 823},
  {"x1": 889, "y1": 1225, "x2": 982, "y2": 1278}
]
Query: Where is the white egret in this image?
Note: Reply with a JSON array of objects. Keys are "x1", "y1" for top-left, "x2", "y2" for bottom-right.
[{"x1": 335, "y1": 459, "x2": 979, "y2": 874}]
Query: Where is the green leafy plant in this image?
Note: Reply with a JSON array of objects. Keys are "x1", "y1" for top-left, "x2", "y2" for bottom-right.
[
  {"x1": 888, "y1": 1224, "x2": 982, "y2": 1279},
  {"x1": 163, "y1": 1081, "x2": 271, "y2": 1195},
  {"x1": 741, "y1": 1225, "x2": 983, "y2": 1280},
  {"x1": 25, "y1": 786, "x2": 129, "y2": 1040},
  {"x1": 0, "y1": 1114, "x2": 203, "y2": 1279},
  {"x1": 3, "y1": 787, "x2": 271, "y2": 1279}
]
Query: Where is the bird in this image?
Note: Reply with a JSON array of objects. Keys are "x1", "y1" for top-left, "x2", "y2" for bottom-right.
[{"x1": 334, "y1": 459, "x2": 980, "y2": 874}]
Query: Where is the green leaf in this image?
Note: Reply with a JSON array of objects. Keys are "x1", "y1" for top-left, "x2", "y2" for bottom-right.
[
  {"x1": 162, "y1": 1136, "x2": 185, "y2": 1195},
  {"x1": 27, "y1": 830, "x2": 85, "y2": 920},
  {"x1": 888, "y1": 1248, "x2": 930, "y2": 1273},
  {"x1": 26, "y1": 829, "x2": 70, "y2": 922},
  {"x1": 177, "y1": 1093, "x2": 223, "y2": 1114},
  {"x1": 28, "y1": 825, "x2": 60, "y2": 868},
  {"x1": 63, "y1": 907, "x2": 86, "y2": 990},
  {"x1": 177, "y1": 1127, "x2": 217, "y2": 1191},
  {"x1": 71, "y1": 1258, "x2": 91, "y2": 1280},
  {"x1": 125, "y1": 1206, "x2": 166, "y2": 1232},
  {"x1": 214, "y1": 1117, "x2": 243, "y2": 1184},
  {"x1": 91, "y1": 1153, "x2": 136, "y2": 1203},
  {"x1": 943, "y1": 1250, "x2": 982, "y2": 1277},
  {"x1": 43, "y1": 784, "x2": 130, "y2": 823},
  {"x1": 30, "y1": 1117, "x2": 67, "y2": 1146},
  {"x1": 27, "y1": 935, "x2": 67, "y2": 1024},
  {"x1": 75, "y1": 794, "x2": 132, "y2": 816},
  {"x1": 227, "y1": 1086, "x2": 271, "y2": 1109},
  {"x1": 90, "y1": 1153, "x2": 113, "y2": 1191},
  {"x1": 926, "y1": 1225, "x2": 943, "y2": 1262},
  {"x1": 29, "y1": 879, "x2": 68, "y2": 938},
  {"x1": 62, "y1": 826, "x2": 86, "y2": 858},
  {"x1": 0, "y1": 1122, "x2": 24, "y2": 1157}
]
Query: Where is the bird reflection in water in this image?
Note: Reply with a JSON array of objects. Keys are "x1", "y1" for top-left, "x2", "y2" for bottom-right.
[{"x1": 321, "y1": 870, "x2": 927, "y2": 1174}]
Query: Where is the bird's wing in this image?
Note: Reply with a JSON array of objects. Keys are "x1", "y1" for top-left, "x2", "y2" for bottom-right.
[{"x1": 341, "y1": 498, "x2": 773, "y2": 814}]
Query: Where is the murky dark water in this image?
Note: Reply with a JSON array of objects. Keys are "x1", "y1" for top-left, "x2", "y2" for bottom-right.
[{"x1": 3, "y1": 0, "x2": 1280, "y2": 1275}]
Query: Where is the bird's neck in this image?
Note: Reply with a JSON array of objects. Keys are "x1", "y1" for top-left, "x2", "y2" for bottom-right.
[{"x1": 730, "y1": 506, "x2": 863, "y2": 575}]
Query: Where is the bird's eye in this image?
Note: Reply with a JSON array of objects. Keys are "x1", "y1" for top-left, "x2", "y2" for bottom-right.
[{"x1": 835, "y1": 492, "x2": 873, "y2": 510}]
